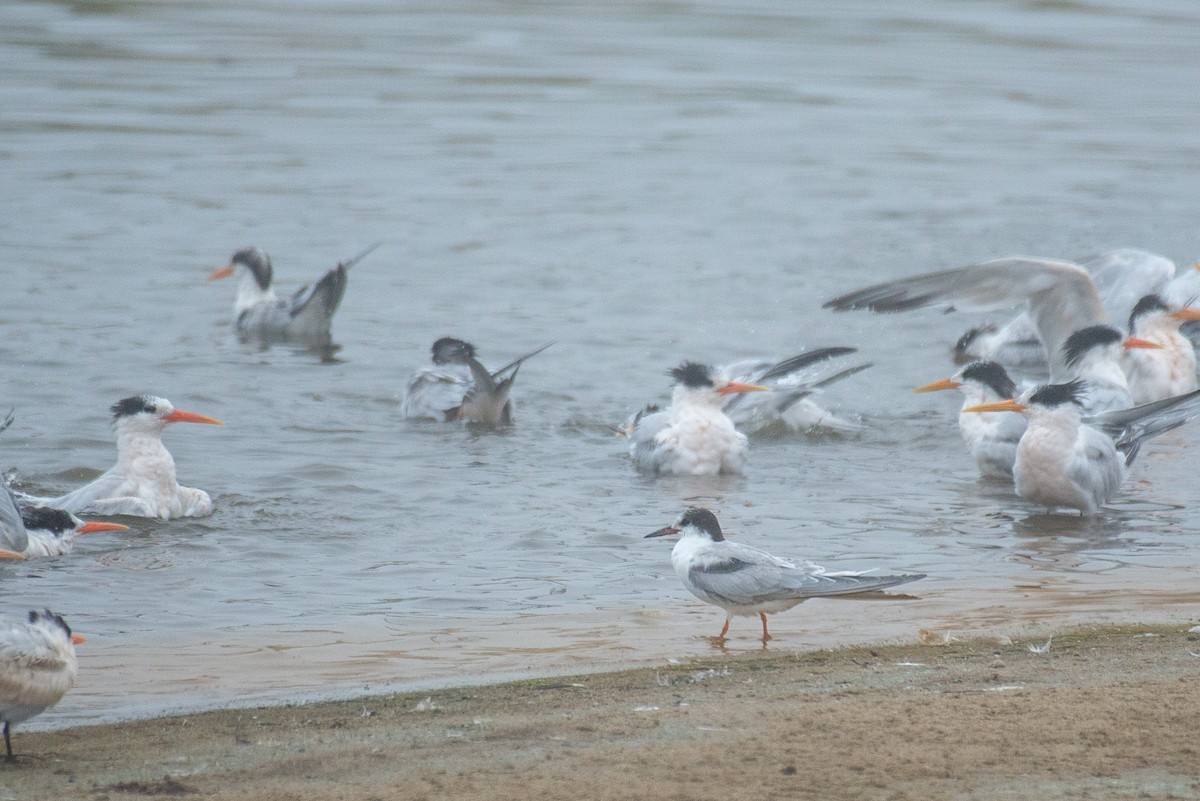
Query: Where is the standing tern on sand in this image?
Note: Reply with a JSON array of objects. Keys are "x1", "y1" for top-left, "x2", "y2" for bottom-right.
[
  {"x1": 208, "y1": 242, "x2": 379, "y2": 349},
  {"x1": 645, "y1": 508, "x2": 925, "y2": 643},
  {"x1": 628, "y1": 363, "x2": 770, "y2": 476},
  {"x1": 402, "y1": 338, "x2": 553, "y2": 427},
  {"x1": 0, "y1": 610, "x2": 82, "y2": 761},
  {"x1": 25, "y1": 396, "x2": 222, "y2": 520}
]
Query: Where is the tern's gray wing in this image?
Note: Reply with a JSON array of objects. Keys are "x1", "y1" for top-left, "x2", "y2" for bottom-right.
[
  {"x1": 35, "y1": 467, "x2": 134, "y2": 516},
  {"x1": 721, "y1": 348, "x2": 858, "y2": 387},
  {"x1": 825, "y1": 258, "x2": 1106, "y2": 381},
  {"x1": 235, "y1": 299, "x2": 291, "y2": 338},
  {"x1": 628, "y1": 409, "x2": 671, "y2": 471},
  {"x1": 288, "y1": 264, "x2": 347, "y2": 326},
  {"x1": 724, "y1": 352, "x2": 870, "y2": 432},
  {"x1": 1088, "y1": 388, "x2": 1200, "y2": 465},
  {"x1": 0, "y1": 486, "x2": 28, "y2": 553},
  {"x1": 1, "y1": 412, "x2": 29, "y2": 549},
  {"x1": 1083, "y1": 249, "x2": 1175, "y2": 329},
  {"x1": 1070, "y1": 428, "x2": 1123, "y2": 509},
  {"x1": 690, "y1": 543, "x2": 923, "y2": 605},
  {"x1": 489, "y1": 342, "x2": 553, "y2": 383},
  {"x1": 460, "y1": 357, "x2": 512, "y2": 427}
]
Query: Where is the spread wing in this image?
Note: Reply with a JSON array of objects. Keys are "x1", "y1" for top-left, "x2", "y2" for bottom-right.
[
  {"x1": 288, "y1": 264, "x2": 347, "y2": 323},
  {"x1": 1083, "y1": 249, "x2": 1175, "y2": 329},
  {"x1": 824, "y1": 258, "x2": 1107, "y2": 381}
]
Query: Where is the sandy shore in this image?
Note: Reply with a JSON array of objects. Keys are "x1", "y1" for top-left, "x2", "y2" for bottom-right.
[{"x1": 5, "y1": 622, "x2": 1200, "y2": 800}]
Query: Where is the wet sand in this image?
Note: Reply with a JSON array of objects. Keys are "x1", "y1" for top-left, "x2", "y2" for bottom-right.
[{"x1": 7, "y1": 622, "x2": 1200, "y2": 800}]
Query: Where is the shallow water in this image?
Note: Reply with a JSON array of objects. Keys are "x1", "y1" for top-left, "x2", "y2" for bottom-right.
[{"x1": 2, "y1": 0, "x2": 1199, "y2": 728}]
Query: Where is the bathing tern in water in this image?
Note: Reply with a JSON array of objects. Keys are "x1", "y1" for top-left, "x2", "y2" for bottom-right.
[
  {"x1": 22, "y1": 396, "x2": 222, "y2": 520},
  {"x1": 627, "y1": 363, "x2": 770, "y2": 476},
  {"x1": 208, "y1": 242, "x2": 379, "y2": 350},
  {"x1": 402, "y1": 338, "x2": 553, "y2": 427}
]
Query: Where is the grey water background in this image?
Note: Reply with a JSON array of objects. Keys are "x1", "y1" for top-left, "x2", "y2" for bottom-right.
[{"x1": 3, "y1": 0, "x2": 1200, "y2": 728}]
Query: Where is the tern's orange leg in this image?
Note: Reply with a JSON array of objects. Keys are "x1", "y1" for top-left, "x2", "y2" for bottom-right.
[
  {"x1": 759, "y1": 612, "x2": 772, "y2": 643},
  {"x1": 717, "y1": 618, "x2": 730, "y2": 640}
]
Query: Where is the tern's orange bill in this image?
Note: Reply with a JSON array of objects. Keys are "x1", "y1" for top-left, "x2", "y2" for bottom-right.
[
  {"x1": 716, "y1": 381, "x2": 771, "y2": 396},
  {"x1": 1171, "y1": 307, "x2": 1200, "y2": 322},
  {"x1": 645, "y1": 526, "x2": 680, "y2": 539},
  {"x1": 71, "y1": 634, "x2": 85, "y2": 645},
  {"x1": 77, "y1": 521, "x2": 130, "y2": 535},
  {"x1": 914, "y1": 377, "x2": 961, "y2": 393},
  {"x1": 163, "y1": 409, "x2": 224, "y2": 425},
  {"x1": 206, "y1": 265, "x2": 234, "y2": 281},
  {"x1": 0, "y1": 549, "x2": 26, "y2": 560},
  {"x1": 1123, "y1": 337, "x2": 1163, "y2": 350},
  {"x1": 961, "y1": 399, "x2": 1026, "y2": 414}
]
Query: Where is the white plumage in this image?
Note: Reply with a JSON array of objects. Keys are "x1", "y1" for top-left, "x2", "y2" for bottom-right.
[
  {"x1": 1122, "y1": 295, "x2": 1200, "y2": 405},
  {"x1": 208, "y1": 244, "x2": 377, "y2": 351},
  {"x1": 0, "y1": 610, "x2": 81, "y2": 760},
  {"x1": 825, "y1": 254, "x2": 1195, "y2": 407},
  {"x1": 628, "y1": 362, "x2": 769, "y2": 476},
  {"x1": 402, "y1": 338, "x2": 552, "y2": 427},
  {"x1": 30, "y1": 395, "x2": 222, "y2": 521},
  {"x1": 646, "y1": 508, "x2": 924, "y2": 642}
]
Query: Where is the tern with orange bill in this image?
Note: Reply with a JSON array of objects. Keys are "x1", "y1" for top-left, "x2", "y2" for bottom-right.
[
  {"x1": 1, "y1": 494, "x2": 127, "y2": 557},
  {"x1": 208, "y1": 243, "x2": 379, "y2": 349},
  {"x1": 646, "y1": 508, "x2": 924, "y2": 644},
  {"x1": 962, "y1": 380, "x2": 1200, "y2": 515},
  {"x1": 0, "y1": 610, "x2": 82, "y2": 760},
  {"x1": 916, "y1": 360, "x2": 1027, "y2": 479},
  {"x1": 628, "y1": 363, "x2": 771, "y2": 475},
  {"x1": 25, "y1": 396, "x2": 223, "y2": 520},
  {"x1": 1123, "y1": 294, "x2": 1200, "y2": 404},
  {"x1": 824, "y1": 258, "x2": 1193, "y2": 405}
]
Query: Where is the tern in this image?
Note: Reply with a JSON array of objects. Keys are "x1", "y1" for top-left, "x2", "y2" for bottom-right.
[
  {"x1": 916, "y1": 360, "x2": 1027, "y2": 479},
  {"x1": 0, "y1": 610, "x2": 82, "y2": 761},
  {"x1": 824, "y1": 257, "x2": 1186, "y2": 403},
  {"x1": 622, "y1": 348, "x2": 868, "y2": 436},
  {"x1": 1057, "y1": 325, "x2": 1162, "y2": 413},
  {"x1": 645, "y1": 508, "x2": 925, "y2": 643},
  {"x1": 30, "y1": 396, "x2": 222, "y2": 520},
  {"x1": 402, "y1": 338, "x2": 552, "y2": 427},
  {"x1": 660, "y1": 348, "x2": 869, "y2": 435},
  {"x1": 918, "y1": 359, "x2": 1200, "y2": 481},
  {"x1": 950, "y1": 249, "x2": 1177, "y2": 371},
  {"x1": 628, "y1": 363, "x2": 770, "y2": 475},
  {"x1": 208, "y1": 243, "x2": 379, "y2": 349},
  {"x1": 963, "y1": 380, "x2": 1200, "y2": 515},
  {"x1": 0, "y1": 413, "x2": 128, "y2": 554},
  {"x1": 1123, "y1": 294, "x2": 1200, "y2": 404},
  {"x1": 0, "y1": 499, "x2": 127, "y2": 558}
]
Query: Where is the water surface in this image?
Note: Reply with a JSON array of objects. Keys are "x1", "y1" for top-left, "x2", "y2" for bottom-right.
[{"x1": 2, "y1": 0, "x2": 1199, "y2": 727}]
